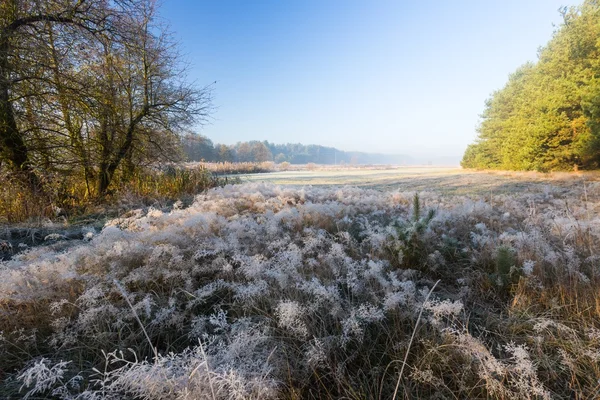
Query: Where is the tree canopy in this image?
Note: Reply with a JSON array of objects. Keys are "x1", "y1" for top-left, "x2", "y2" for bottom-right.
[
  {"x1": 181, "y1": 134, "x2": 413, "y2": 165},
  {"x1": 462, "y1": 0, "x2": 600, "y2": 171}
]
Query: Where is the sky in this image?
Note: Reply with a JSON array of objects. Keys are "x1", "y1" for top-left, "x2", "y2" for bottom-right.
[{"x1": 160, "y1": 0, "x2": 574, "y2": 161}]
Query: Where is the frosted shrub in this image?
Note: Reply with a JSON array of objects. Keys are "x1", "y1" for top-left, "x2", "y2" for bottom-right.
[
  {"x1": 522, "y1": 259, "x2": 535, "y2": 276},
  {"x1": 275, "y1": 300, "x2": 308, "y2": 338},
  {"x1": 90, "y1": 345, "x2": 278, "y2": 400},
  {"x1": 504, "y1": 342, "x2": 550, "y2": 399},
  {"x1": 445, "y1": 332, "x2": 550, "y2": 399},
  {"x1": 18, "y1": 358, "x2": 77, "y2": 399},
  {"x1": 423, "y1": 298, "x2": 463, "y2": 327}
]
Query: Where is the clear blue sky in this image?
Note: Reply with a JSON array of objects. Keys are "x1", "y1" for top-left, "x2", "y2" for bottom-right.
[{"x1": 160, "y1": 0, "x2": 573, "y2": 160}]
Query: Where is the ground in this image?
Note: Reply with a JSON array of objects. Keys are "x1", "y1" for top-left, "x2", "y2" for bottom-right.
[
  {"x1": 2, "y1": 166, "x2": 600, "y2": 399},
  {"x1": 242, "y1": 166, "x2": 598, "y2": 195}
]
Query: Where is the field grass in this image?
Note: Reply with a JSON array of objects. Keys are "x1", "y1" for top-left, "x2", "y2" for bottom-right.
[
  {"x1": 240, "y1": 166, "x2": 598, "y2": 195},
  {"x1": 2, "y1": 166, "x2": 600, "y2": 399}
]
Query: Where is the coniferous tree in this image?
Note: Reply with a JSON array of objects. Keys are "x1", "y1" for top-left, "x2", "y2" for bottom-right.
[{"x1": 462, "y1": 1, "x2": 600, "y2": 171}]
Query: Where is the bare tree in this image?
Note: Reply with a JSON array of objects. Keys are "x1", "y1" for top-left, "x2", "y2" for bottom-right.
[
  {"x1": 86, "y1": 1, "x2": 212, "y2": 194},
  {"x1": 0, "y1": 0, "x2": 105, "y2": 188},
  {"x1": 0, "y1": 0, "x2": 212, "y2": 196}
]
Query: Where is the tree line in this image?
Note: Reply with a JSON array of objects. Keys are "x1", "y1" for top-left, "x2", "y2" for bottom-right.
[
  {"x1": 462, "y1": 0, "x2": 600, "y2": 171},
  {"x1": 181, "y1": 134, "x2": 412, "y2": 165},
  {"x1": 0, "y1": 0, "x2": 210, "y2": 197}
]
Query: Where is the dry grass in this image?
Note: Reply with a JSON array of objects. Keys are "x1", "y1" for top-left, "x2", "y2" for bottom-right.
[
  {"x1": 184, "y1": 161, "x2": 422, "y2": 176},
  {"x1": 240, "y1": 166, "x2": 600, "y2": 196},
  {"x1": 1, "y1": 177, "x2": 599, "y2": 399},
  {"x1": 0, "y1": 165, "x2": 234, "y2": 224}
]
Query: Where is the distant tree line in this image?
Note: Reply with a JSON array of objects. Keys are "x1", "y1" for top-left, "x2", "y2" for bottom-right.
[
  {"x1": 0, "y1": 0, "x2": 210, "y2": 197},
  {"x1": 462, "y1": 0, "x2": 600, "y2": 171},
  {"x1": 181, "y1": 134, "x2": 411, "y2": 165}
]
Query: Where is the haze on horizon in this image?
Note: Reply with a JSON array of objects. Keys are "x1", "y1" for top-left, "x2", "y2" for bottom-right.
[{"x1": 161, "y1": 0, "x2": 572, "y2": 160}]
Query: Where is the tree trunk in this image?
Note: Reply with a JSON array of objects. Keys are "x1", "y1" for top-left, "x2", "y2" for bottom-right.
[
  {"x1": 97, "y1": 163, "x2": 112, "y2": 195},
  {"x1": 97, "y1": 109, "x2": 145, "y2": 196},
  {"x1": 0, "y1": 35, "x2": 39, "y2": 190},
  {"x1": 97, "y1": 127, "x2": 135, "y2": 196},
  {"x1": 97, "y1": 112, "x2": 113, "y2": 196},
  {"x1": 47, "y1": 25, "x2": 94, "y2": 196}
]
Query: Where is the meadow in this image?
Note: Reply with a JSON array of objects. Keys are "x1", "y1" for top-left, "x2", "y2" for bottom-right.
[
  {"x1": 241, "y1": 166, "x2": 596, "y2": 195},
  {"x1": 1, "y1": 167, "x2": 599, "y2": 399}
]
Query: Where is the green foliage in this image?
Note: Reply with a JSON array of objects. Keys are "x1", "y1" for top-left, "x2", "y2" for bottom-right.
[
  {"x1": 462, "y1": 0, "x2": 600, "y2": 171},
  {"x1": 390, "y1": 193, "x2": 436, "y2": 269},
  {"x1": 493, "y1": 245, "x2": 518, "y2": 288}
]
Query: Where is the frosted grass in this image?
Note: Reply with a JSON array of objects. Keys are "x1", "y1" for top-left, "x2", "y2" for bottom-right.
[{"x1": 2, "y1": 182, "x2": 599, "y2": 398}]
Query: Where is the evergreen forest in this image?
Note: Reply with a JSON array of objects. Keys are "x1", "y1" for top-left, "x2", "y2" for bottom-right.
[{"x1": 462, "y1": 1, "x2": 600, "y2": 171}]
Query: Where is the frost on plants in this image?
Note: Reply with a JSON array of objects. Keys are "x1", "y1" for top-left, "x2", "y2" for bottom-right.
[{"x1": 1, "y1": 182, "x2": 600, "y2": 398}]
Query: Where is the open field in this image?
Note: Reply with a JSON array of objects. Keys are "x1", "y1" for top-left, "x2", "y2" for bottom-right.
[
  {"x1": 241, "y1": 166, "x2": 600, "y2": 195},
  {"x1": 2, "y1": 168, "x2": 600, "y2": 399}
]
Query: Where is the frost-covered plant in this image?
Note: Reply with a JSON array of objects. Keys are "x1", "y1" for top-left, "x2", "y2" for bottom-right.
[
  {"x1": 1, "y1": 182, "x2": 600, "y2": 398},
  {"x1": 423, "y1": 298, "x2": 463, "y2": 327},
  {"x1": 275, "y1": 300, "x2": 308, "y2": 338},
  {"x1": 18, "y1": 358, "x2": 80, "y2": 400}
]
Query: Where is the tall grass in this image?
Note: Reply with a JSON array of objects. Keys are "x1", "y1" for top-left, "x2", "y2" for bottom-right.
[
  {"x1": 0, "y1": 165, "x2": 233, "y2": 224},
  {"x1": 183, "y1": 161, "x2": 406, "y2": 175}
]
